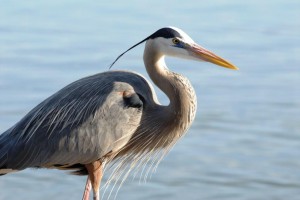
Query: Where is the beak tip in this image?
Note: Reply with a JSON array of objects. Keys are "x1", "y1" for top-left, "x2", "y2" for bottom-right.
[
  {"x1": 231, "y1": 66, "x2": 239, "y2": 70},
  {"x1": 191, "y1": 44, "x2": 239, "y2": 71}
]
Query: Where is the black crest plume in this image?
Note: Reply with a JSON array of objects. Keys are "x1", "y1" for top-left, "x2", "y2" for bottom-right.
[
  {"x1": 109, "y1": 36, "x2": 150, "y2": 69},
  {"x1": 109, "y1": 27, "x2": 181, "y2": 69}
]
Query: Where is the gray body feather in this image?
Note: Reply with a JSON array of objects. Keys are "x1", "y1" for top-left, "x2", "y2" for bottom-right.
[{"x1": 0, "y1": 70, "x2": 159, "y2": 171}]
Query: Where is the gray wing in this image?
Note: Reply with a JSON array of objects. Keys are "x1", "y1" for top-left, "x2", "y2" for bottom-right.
[{"x1": 0, "y1": 71, "x2": 157, "y2": 170}]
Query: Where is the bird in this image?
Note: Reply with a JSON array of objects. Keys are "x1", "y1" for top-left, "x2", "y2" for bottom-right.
[{"x1": 0, "y1": 26, "x2": 238, "y2": 200}]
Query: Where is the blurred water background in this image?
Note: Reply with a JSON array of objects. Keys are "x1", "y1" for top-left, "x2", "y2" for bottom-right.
[{"x1": 0, "y1": 0, "x2": 299, "y2": 199}]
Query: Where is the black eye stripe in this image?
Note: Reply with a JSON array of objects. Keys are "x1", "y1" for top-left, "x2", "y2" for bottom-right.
[
  {"x1": 109, "y1": 27, "x2": 183, "y2": 69},
  {"x1": 149, "y1": 28, "x2": 182, "y2": 39}
]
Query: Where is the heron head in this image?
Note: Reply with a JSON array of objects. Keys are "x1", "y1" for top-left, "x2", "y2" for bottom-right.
[
  {"x1": 145, "y1": 27, "x2": 238, "y2": 70},
  {"x1": 110, "y1": 27, "x2": 238, "y2": 70}
]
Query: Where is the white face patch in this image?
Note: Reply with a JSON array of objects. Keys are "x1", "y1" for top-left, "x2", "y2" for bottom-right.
[{"x1": 168, "y1": 26, "x2": 195, "y2": 44}]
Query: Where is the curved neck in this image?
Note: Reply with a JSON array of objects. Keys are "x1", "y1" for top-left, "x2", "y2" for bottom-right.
[
  {"x1": 143, "y1": 43, "x2": 197, "y2": 132},
  {"x1": 116, "y1": 42, "x2": 198, "y2": 159},
  {"x1": 144, "y1": 53, "x2": 175, "y2": 106}
]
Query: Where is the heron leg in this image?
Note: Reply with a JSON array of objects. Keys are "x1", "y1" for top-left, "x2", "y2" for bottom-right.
[
  {"x1": 85, "y1": 160, "x2": 104, "y2": 200},
  {"x1": 82, "y1": 176, "x2": 92, "y2": 200}
]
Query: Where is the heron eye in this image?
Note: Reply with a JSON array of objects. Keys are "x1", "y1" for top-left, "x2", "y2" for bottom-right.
[{"x1": 172, "y1": 38, "x2": 180, "y2": 44}]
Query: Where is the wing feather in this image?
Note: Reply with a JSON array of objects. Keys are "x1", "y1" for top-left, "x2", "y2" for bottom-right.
[{"x1": 0, "y1": 71, "x2": 156, "y2": 170}]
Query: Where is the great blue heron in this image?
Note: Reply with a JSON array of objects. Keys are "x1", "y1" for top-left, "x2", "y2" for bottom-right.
[{"x1": 0, "y1": 27, "x2": 238, "y2": 200}]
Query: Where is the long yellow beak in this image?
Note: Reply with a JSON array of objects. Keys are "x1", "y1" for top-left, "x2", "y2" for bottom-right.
[{"x1": 189, "y1": 43, "x2": 239, "y2": 70}]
